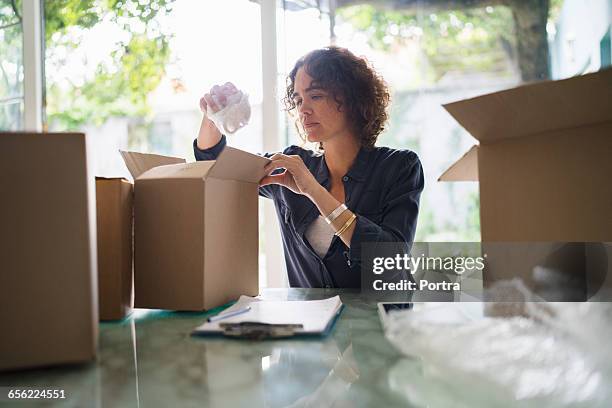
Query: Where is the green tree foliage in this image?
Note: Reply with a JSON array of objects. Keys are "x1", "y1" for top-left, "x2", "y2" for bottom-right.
[
  {"x1": 0, "y1": 0, "x2": 21, "y2": 28},
  {"x1": 338, "y1": 1, "x2": 565, "y2": 81},
  {"x1": 44, "y1": 0, "x2": 174, "y2": 129},
  {"x1": 337, "y1": 4, "x2": 516, "y2": 80},
  {"x1": 548, "y1": 0, "x2": 565, "y2": 21}
]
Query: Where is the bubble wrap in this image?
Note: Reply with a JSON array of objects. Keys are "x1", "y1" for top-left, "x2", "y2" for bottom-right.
[{"x1": 384, "y1": 281, "x2": 612, "y2": 407}]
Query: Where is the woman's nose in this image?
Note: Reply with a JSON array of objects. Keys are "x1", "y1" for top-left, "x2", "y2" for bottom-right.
[{"x1": 298, "y1": 100, "x2": 311, "y2": 115}]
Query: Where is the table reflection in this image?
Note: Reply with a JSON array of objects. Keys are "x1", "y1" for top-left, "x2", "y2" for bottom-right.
[{"x1": 0, "y1": 289, "x2": 410, "y2": 408}]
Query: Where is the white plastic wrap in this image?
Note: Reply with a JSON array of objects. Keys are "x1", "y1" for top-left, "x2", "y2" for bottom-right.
[
  {"x1": 205, "y1": 88, "x2": 251, "y2": 134},
  {"x1": 384, "y1": 281, "x2": 612, "y2": 407}
]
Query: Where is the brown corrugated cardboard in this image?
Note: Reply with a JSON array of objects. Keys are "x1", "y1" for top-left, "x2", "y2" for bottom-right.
[
  {"x1": 0, "y1": 132, "x2": 98, "y2": 371},
  {"x1": 121, "y1": 146, "x2": 269, "y2": 311},
  {"x1": 96, "y1": 177, "x2": 134, "y2": 320},
  {"x1": 119, "y1": 150, "x2": 185, "y2": 179},
  {"x1": 439, "y1": 69, "x2": 612, "y2": 299},
  {"x1": 438, "y1": 145, "x2": 478, "y2": 182}
]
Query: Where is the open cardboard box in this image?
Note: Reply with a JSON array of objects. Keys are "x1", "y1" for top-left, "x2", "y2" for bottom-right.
[
  {"x1": 439, "y1": 69, "x2": 612, "y2": 301},
  {"x1": 120, "y1": 146, "x2": 269, "y2": 311},
  {"x1": 95, "y1": 152, "x2": 185, "y2": 318}
]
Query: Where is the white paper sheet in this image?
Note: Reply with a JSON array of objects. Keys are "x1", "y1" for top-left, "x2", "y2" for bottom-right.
[{"x1": 193, "y1": 296, "x2": 343, "y2": 335}]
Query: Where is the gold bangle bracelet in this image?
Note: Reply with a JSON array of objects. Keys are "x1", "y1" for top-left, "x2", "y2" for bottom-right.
[{"x1": 334, "y1": 213, "x2": 357, "y2": 237}]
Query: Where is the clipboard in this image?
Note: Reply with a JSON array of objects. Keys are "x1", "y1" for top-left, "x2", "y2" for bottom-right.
[{"x1": 192, "y1": 296, "x2": 344, "y2": 340}]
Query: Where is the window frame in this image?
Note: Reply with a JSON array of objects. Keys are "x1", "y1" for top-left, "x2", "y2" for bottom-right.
[{"x1": 21, "y1": 0, "x2": 43, "y2": 131}]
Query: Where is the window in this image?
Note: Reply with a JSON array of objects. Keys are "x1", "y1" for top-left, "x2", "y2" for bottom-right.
[
  {"x1": 0, "y1": 0, "x2": 24, "y2": 130},
  {"x1": 42, "y1": 0, "x2": 272, "y2": 286},
  {"x1": 44, "y1": 0, "x2": 262, "y2": 174},
  {"x1": 326, "y1": 0, "x2": 609, "y2": 241},
  {"x1": 278, "y1": 2, "x2": 331, "y2": 147},
  {"x1": 7, "y1": 0, "x2": 609, "y2": 286},
  {"x1": 333, "y1": 4, "x2": 524, "y2": 241},
  {"x1": 549, "y1": 0, "x2": 612, "y2": 78}
]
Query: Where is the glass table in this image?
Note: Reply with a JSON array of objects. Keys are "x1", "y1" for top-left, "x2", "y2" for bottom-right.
[{"x1": 0, "y1": 289, "x2": 420, "y2": 407}]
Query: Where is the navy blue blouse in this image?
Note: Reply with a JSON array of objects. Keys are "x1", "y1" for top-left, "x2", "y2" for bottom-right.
[{"x1": 194, "y1": 136, "x2": 424, "y2": 288}]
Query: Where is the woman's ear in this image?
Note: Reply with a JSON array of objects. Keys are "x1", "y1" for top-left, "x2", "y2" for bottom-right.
[{"x1": 332, "y1": 93, "x2": 345, "y2": 112}]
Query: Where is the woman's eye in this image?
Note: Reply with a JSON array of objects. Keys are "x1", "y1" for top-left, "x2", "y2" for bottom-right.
[{"x1": 311, "y1": 95, "x2": 323, "y2": 100}]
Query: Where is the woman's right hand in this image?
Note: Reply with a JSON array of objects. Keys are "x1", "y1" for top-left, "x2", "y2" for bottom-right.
[
  {"x1": 196, "y1": 82, "x2": 239, "y2": 150},
  {"x1": 200, "y1": 82, "x2": 239, "y2": 115}
]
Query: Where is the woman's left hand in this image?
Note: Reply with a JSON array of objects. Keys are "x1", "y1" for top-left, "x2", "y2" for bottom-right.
[{"x1": 260, "y1": 154, "x2": 321, "y2": 198}]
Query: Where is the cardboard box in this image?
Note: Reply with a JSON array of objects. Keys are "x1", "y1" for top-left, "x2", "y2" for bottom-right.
[
  {"x1": 439, "y1": 69, "x2": 612, "y2": 299},
  {"x1": 96, "y1": 177, "x2": 134, "y2": 320},
  {"x1": 0, "y1": 132, "x2": 98, "y2": 371},
  {"x1": 120, "y1": 147, "x2": 268, "y2": 311}
]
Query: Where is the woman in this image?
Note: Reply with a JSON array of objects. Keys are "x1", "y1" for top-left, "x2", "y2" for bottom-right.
[{"x1": 194, "y1": 46, "x2": 424, "y2": 288}]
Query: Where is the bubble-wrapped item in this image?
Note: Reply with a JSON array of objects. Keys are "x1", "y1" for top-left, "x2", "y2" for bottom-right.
[
  {"x1": 384, "y1": 280, "x2": 612, "y2": 407},
  {"x1": 206, "y1": 88, "x2": 251, "y2": 134}
]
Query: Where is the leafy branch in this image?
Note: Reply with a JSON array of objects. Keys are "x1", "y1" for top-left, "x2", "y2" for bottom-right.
[{"x1": 44, "y1": 0, "x2": 175, "y2": 129}]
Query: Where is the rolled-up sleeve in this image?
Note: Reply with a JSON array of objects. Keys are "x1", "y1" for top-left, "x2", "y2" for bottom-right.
[{"x1": 348, "y1": 153, "x2": 424, "y2": 268}]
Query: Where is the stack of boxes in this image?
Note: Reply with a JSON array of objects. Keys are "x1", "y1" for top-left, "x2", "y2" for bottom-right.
[{"x1": 0, "y1": 135, "x2": 267, "y2": 371}]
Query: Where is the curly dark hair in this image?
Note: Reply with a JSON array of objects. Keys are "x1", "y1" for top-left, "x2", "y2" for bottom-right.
[{"x1": 283, "y1": 46, "x2": 390, "y2": 150}]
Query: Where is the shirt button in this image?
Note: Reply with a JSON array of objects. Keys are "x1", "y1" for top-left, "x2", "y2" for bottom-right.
[{"x1": 342, "y1": 176, "x2": 349, "y2": 182}]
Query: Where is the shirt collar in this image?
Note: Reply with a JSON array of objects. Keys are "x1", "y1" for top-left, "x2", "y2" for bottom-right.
[
  {"x1": 346, "y1": 145, "x2": 372, "y2": 182},
  {"x1": 314, "y1": 145, "x2": 373, "y2": 185}
]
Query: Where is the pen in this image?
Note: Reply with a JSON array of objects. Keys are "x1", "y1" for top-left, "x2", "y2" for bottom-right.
[{"x1": 207, "y1": 306, "x2": 251, "y2": 323}]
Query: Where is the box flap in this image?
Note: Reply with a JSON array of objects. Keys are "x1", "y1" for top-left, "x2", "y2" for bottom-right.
[
  {"x1": 208, "y1": 146, "x2": 270, "y2": 183},
  {"x1": 119, "y1": 150, "x2": 185, "y2": 179},
  {"x1": 443, "y1": 69, "x2": 612, "y2": 143},
  {"x1": 138, "y1": 161, "x2": 216, "y2": 180},
  {"x1": 438, "y1": 145, "x2": 479, "y2": 181}
]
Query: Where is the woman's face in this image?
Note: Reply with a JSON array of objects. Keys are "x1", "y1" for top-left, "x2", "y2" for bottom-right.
[{"x1": 292, "y1": 68, "x2": 352, "y2": 144}]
